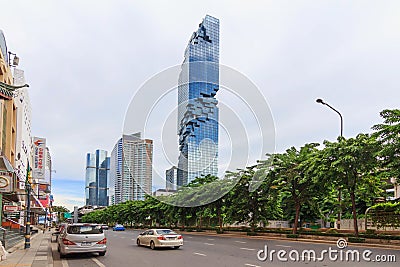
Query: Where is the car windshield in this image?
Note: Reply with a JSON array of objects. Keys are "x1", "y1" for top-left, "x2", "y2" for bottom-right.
[
  {"x1": 67, "y1": 225, "x2": 103, "y2": 234},
  {"x1": 115, "y1": 224, "x2": 123, "y2": 227},
  {"x1": 156, "y1": 229, "x2": 177, "y2": 235}
]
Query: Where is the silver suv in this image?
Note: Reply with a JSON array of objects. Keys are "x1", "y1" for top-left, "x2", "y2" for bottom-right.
[{"x1": 57, "y1": 223, "x2": 107, "y2": 257}]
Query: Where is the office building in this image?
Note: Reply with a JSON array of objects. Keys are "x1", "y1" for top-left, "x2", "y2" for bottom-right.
[
  {"x1": 177, "y1": 15, "x2": 219, "y2": 186},
  {"x1": 110, "y1": 133, "x2": 153, "y2": 204},
  {"x1": 166, "y1": 166, "x2": 178, "y2": 191},
  {"x1": 85, "y1": 149, "x2": 110, "y2": 207}
]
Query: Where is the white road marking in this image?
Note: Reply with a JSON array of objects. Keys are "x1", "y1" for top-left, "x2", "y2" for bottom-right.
[
  {"x1": 207, "y1": 238, "x2": 215, "y2": 240},
  {"x1": 194, "y1": 252, "x2": 207, "y2": 257},
  {"x1": 204, "y1": 243, "x2": 214, "y2": 245},
  {"x1": 235, "y1": 241, "x2": 247, "y2": 244},
  {"x1": 244, "y1": 264, "x2": 261, "y2": 267},
  {"x1": 240, "y1": 247, "x2": 256, "y2": 251},
  {"x1": 187, "y1": 236, "x2": 193, "y2": 238},
  {"x1": 61, "y1": 259, "x2": 69, "y2": 267},
  {"x1": 276, "y1": 245, "x2": 292, "y2": 248},
  {"x1": 121, "y1": 236, "x2": 126, "y2": 239},
  {"x1": 301, "y1": 255, "x2": 316, "y2": 261},
  {"x1": 92, "y1": 257, "x2": 106, "y2": 267}
]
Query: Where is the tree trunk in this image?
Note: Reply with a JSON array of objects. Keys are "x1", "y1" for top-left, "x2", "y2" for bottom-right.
[
  {"x1": 350, "y1": 190, "x2": 359, "y2": 236},
  {"x1": 293, "y1": 202, "x2": 301, "y2": 234},
  {"x1": 217, "y1": 206, "x2": 222, "y2": 232}
]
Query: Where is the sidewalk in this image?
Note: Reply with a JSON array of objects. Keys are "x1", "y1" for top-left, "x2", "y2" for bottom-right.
[{"x1": 0, "y1": 231, "x2": 54, "y2": 267}]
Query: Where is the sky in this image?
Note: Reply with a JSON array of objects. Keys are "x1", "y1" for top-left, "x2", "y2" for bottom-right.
[{"x1": 1, "y1": 0, "x2": 400, "y2": 211}]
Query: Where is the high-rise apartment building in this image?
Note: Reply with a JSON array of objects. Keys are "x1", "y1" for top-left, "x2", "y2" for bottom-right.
[
  {"x1": 109, "y1": 133, "x2": 153, "y2": 204},
  {"x1": 85, "y1": 149, "x2": 110, "y2": 207},
  {"x1": 177, "y1": 15, "x2": 219, "y2": 186},
  {"x1": 13, "y1": 69, "x2": 32, "y2": 191}
]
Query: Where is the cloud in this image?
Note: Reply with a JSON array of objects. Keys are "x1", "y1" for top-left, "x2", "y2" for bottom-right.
[{"x1": 0, "y1": 0, "x2": 399, "y2": 208}]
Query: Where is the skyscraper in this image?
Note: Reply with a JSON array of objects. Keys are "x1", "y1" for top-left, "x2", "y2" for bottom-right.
[
  {"x1": 177, "y1": 15, "x2": 219, "y2": 186},
  {"x1": 166, "y1": 166, "x2": 178, "y2": 191},
  {"x1": 109, "y1": 133, "x2": 153, "y2": 204},
  {"x1": 13, "y1": 69, "x2": 32, "y2": 191},
  {"x1": 85, "y1": 149, "x2": 110, "y2": 207}
]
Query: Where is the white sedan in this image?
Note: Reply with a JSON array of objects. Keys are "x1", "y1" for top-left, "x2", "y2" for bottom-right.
[{"x1": 136, "y1": 229, "x2": 183, "y2": 250}]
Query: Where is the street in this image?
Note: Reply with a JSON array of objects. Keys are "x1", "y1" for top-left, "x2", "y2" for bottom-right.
[{"x1": 51, "y1": 230, "x2": 400, "y2": 267}]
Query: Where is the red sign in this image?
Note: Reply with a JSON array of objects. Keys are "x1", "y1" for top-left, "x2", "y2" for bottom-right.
[{"x1": 3, "y1": 205, "x2": 21, "y2": 212}]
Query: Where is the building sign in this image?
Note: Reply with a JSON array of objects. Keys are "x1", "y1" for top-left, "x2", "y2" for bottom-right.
[
  {"x1": 0, "y1": 170, "x2": 14, "y2": 193},
  {"x1": 3, "y1": 205, "x2": 21, "y2": 212},
  {"x1": 38, "y1": 183, "x2": 50, "y2": 199},
  {"x1": 33, "y1": 137, "x2": 46, "y2": 180}
]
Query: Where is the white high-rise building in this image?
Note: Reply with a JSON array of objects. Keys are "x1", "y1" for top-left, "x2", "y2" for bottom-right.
[
  {"x1": 13, "y1": 68, "x2": 32, "y2": 191},
  {"x1": 109, "y1": 133, "x2": 153, "y2": 204}
]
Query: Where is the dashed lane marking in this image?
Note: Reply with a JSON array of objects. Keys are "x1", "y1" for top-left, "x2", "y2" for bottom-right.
[
  {"x1": 276, "y1": 245, "x2": 291, "y2": 248},
  {"x1": 92, "y1": 257, "x2": 106, "y2": 267},
  {"x1": 193, "y1": 252, "x2": 207, "y2": 257},
  {"x1": 240, "y1": 247, "x2": 256, "y2": 251}
]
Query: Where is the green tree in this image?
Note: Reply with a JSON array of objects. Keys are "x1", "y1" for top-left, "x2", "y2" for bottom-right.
[
  {"x1": 372, "y1": 109, "x2": 400, "y2": 181},
  {"x1": 273, "y1": 143, "x2": 324, "y2": 234},
  {"x1": 52, "y1": 206, "x2": 70, "y2": 222},
  {"x1": 227, "y1": 164, "x2": 281, "y2": 232},
  {"x1": 321, "y1": 134, "x2": 381, "y2": 236}
]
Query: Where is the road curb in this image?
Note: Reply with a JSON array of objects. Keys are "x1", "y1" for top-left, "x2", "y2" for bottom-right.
[{"x1": 177, "y1": 231, "x2": 400, "y2": 250}]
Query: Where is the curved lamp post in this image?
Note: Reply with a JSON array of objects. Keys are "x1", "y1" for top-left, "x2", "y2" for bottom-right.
[
  {"x1": 316, "y1": 98, "x2": 343, "y2": 229},
  {"x1": 316, "y1": 99, "x2": 343, "y2": 137}
]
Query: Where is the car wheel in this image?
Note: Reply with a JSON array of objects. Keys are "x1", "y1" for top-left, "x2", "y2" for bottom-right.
[
  {"x1": 136, "y1": 239, "x2": 141, "y2": 246},
  {"x1": 99, "y1": 252, "x2": 106, "y2": 256},
  {"x1": 173, "y1": 246, "x2": 180, "y2": 249},
  {"x1": 150, "y1": 241, "x2": 156, "y2": 250}
]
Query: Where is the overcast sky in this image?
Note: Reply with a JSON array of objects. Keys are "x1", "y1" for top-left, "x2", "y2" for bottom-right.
[{"x1": 1, "y1": 0, "x2": 400, "y2": 211}]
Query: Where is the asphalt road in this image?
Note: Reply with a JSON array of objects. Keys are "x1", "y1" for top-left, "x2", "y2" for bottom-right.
[{"x1": 52, "y1": 229, "x2": 400, "y2": 267}]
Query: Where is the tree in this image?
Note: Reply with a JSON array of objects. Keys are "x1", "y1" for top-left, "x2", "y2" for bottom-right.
[
  {"x1": 227, "y1": 164, "x2": 281, "y2": 232},
  {"x1": 372, "y1": 109, "x2": 400, "y2": 180},
  {"x1": 52, "y1": 206, "x2": 70, "y2": 222},
  {"x1": 321, "y1": 134, "x2": 381, "y2": 236},
  {"x1": 273, "y1": 143, "x2": 324, "y2": 234}
]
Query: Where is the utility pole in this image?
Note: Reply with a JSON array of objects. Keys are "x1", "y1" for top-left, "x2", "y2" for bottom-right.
[{"x1": 24, "y1": 163, "x2": 31, "y2": 249}]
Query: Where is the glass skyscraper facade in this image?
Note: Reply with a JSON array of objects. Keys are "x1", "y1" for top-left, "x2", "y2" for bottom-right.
[
  {"x1": 85, "y1": 149, "x2": 110, "y2": 207},
  {"x1": 177, "y1": 15, "x2": 219, "y2": 186}
]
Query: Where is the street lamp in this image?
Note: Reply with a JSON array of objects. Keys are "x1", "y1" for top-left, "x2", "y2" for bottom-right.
[
  {"x1": 316, "y1": 98, "x2": 343, "y2": 229},
  {"x1": 316, "y1": 99, "x2": 343, "y2": 137}
]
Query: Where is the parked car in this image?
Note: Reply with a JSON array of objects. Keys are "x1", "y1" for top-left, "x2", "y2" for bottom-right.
[
  {"x1": 57, "y1": 223, "x2": 107, "y2": 257},
  {"x1": 101, "y1": 224, "x2": 109, "y2": 230},
  {"x1": 113, "y1": 224, "x2": 125, "y2": 231},
  {"x1": 136, "y1": 229, "x2": 183, "y2": 250}
]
